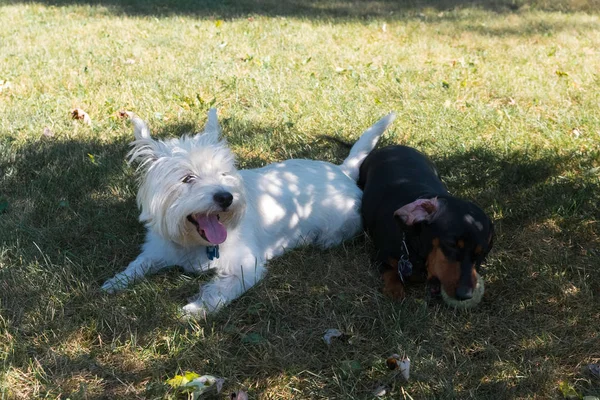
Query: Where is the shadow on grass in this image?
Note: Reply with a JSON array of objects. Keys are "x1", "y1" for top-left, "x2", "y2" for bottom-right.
[
  {"x1": 0, "y1": 114, "x2": 362, "y2": 341},
  {"x1": 6, "y1": 0, "x2": 600, "y2": 18},
  {"x1": 1, "y1": 119, "x2": 598, "y2": 398},
  {"x1": 432, "y1": 146, "x2": 599, "y2": 227}
]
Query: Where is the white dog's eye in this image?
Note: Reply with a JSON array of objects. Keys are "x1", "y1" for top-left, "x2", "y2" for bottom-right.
[
  {"x1": 182, "y1": 174, "x2": 197, "y2": 183},
  {"x1": 222, "y1": 172, "x2": 228, "y2": 177}
]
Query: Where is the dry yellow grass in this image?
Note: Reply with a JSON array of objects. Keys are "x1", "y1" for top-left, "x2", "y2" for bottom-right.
[{"x1": 1, "y1": 0, "x2": 599, "y2": 398}]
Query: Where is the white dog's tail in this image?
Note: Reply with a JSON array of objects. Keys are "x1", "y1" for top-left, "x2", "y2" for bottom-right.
[{"x1": 340, "y1": 112, "x2": 396, "y2": 181}]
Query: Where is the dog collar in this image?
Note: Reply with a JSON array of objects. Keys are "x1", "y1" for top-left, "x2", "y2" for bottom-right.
[
  {"x1": 206, "y1": 245, "x2": 220, "y2": 260},
  {"x1": 397, "y1": 233, "x2": 413, "y2": 283}
]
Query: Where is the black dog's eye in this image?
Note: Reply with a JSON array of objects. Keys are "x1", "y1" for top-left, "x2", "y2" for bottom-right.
[
  {"x1": 182, "y1": 174, "x2": 197, "y2": 183},
  {"x1": 221, "y1": 172, "x2": 228, "y2": 177}
]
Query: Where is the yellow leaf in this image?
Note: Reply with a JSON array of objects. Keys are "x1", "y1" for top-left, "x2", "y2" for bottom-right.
[
  {"x1": 215, "y1": 19, "x2": 223, "y2": 27},
  {"x1": 166, "y1": 375, "x2": 186, "y2": 388},
  {"x1": 558, "y1": 381, "x2": 580, "y2": 399},
  {"x1": 184, "y1": 371, "x2": 200, "y2": 382}
]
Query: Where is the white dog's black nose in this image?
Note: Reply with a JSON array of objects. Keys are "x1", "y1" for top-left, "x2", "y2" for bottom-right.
[{"x1": 213, "y1": 191, "x2": 233, "y2": 209}]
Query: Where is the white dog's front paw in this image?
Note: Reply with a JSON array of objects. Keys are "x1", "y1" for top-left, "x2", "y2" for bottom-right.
[
  {"x1": 198, "y1": 283, "x2": 230, "y2": 312},
  {"x1": 181, "y1": 284, "x2": 229, "y2": 318},
  {"x1": 181, "y1": 301, "x2": 209, "y2": 319},
  {"x1": 101, "y1": 274, "x2": 131, "y2": 293}
]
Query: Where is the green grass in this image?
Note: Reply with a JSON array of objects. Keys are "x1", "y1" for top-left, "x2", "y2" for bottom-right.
[{"x1": 1, "y1": 0, "x2": 599, "y2": 398}]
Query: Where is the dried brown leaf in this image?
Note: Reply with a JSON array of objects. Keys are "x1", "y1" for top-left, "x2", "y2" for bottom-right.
[{"x1": 71, "y1": 108, "x2": 92, "y2": 126}]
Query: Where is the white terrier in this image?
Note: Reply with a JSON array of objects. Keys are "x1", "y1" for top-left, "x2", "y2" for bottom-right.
[{"x1": 102, "y1": 109, "x2": 395, "y2": 316}]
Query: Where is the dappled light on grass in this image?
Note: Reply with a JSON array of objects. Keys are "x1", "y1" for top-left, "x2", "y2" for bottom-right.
[{"x1": 1, "y1": 0, "x2": 599, "y2": 397}]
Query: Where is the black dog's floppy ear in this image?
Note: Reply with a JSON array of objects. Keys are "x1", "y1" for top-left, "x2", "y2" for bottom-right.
[{"x1": 394, "y1": 198, "x2": 442, "y2": 226}]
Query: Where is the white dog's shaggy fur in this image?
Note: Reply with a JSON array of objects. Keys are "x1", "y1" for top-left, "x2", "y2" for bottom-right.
[{"x1": 102, "y1": 109, "x2": 396, "y2": 315}]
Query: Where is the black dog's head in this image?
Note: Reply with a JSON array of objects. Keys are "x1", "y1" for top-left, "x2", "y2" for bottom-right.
[{"x1": 394, "y1": 196, "x2": 494, "y2": 302}]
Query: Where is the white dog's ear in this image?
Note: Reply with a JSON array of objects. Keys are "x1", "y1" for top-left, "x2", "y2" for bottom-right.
[
  {"x1": 131, "y1": 115, "x2": 152, "y2": 141},
  {"x1": 125, "y1": 112, "x2": 160, "y2": 166},
  {"x1": 197, "y1": 108, "x2": 221, "y2": 143},
  {"x1": 120, "y1": 111, "x2": 152, "y2": 140}
]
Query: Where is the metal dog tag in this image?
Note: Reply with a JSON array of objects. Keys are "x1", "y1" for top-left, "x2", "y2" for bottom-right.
[
  {"x1": 206, "y1": 245, "x2": 220, "y2": 260},
  {"x1": 397, "y1": 237, "x2": 413, "y2": 283},
  {"x1": 397, "y1": 257, "x2": 413, "y2": 284}
]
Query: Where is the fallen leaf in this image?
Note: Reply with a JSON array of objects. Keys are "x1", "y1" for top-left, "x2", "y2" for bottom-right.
[
  {"x1": 167, "y1": 373, "x2": 224, "y2": 400},
  {"x1": 71, "y1": 108, "x2": 92, "y2": 126},
  {"x1": 118, "y1": 110, "x2": 134, "y2": 119},
  {"x1": 399, "y1": 358, "x2": 410, "y2": 380},
  {"x1": 556, "y1": 70, "x2": 569, "y2": 77},
  {"x1": 123, "y1": 58, "x2": 136, "y2": 64},
  {"x1": 0, "y1": 79, "x2": 12, "y2": 92},
  {"x1": 588, "y1": 363, "x2": 600, "y2": 378},
  {"x1": 373, "y1": 384, "x2": 389, "y2": 397},
  {"x1": 558, "y1": 381, "x2": 580, "y2": 399},
  {"x1": 386, "y1": 354, "x2": 410, "y2": 380},
  {"x1": 231, "y1": 390, "x2": 249, "y2": 400},
  {"x1": 323, "y1": 328, "x2": 343, "y2": 345},
  {"x1": 42, "y1": 127, "x2": 55, "y2": 138},
  {"x1": 88, "y1": 153, "x2": 97, "y2": 164},
  {"x1": 571, "y1": 128, "x2": 581, "y2": 138},
  {"x1": 215, "y1": 19, "x2": 223, "y2": 27}
]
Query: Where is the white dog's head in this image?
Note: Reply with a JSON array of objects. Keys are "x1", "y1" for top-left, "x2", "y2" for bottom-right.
[{"x1": 127, "y1": 109, "x2": 246, "y2": 247}]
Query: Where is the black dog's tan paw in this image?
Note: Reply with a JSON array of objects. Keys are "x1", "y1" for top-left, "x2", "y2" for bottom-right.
[{"x1": 382, "y1": 270, "x2": 406, "y2": 300}]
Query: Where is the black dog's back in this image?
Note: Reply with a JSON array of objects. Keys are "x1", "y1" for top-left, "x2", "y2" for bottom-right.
[{"x1": 358, "y1": 145, "x2": 448, "y2": 225}]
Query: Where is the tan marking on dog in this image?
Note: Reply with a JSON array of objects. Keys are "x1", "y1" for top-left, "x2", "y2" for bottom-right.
[
  {"x1": 382, "y1": 260, "x2": 406, "y2": 300},
  {"x1": 427, "y1": 238, "x2": 477, "y2": 299}
]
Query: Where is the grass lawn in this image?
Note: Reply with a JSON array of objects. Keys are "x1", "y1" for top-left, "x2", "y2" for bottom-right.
[{"x1": 1, "y1": 0, "x2": 599, "y2": 398}]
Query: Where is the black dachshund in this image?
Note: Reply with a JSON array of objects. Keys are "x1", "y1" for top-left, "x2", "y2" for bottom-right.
[{"x1": 358, "y1": 145, "x2": 494, "y2": 305}]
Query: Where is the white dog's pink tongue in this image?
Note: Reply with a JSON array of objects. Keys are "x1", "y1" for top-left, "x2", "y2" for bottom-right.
[{"x1": 196, "y1": 215, "x2": 227, "y2": 244}]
